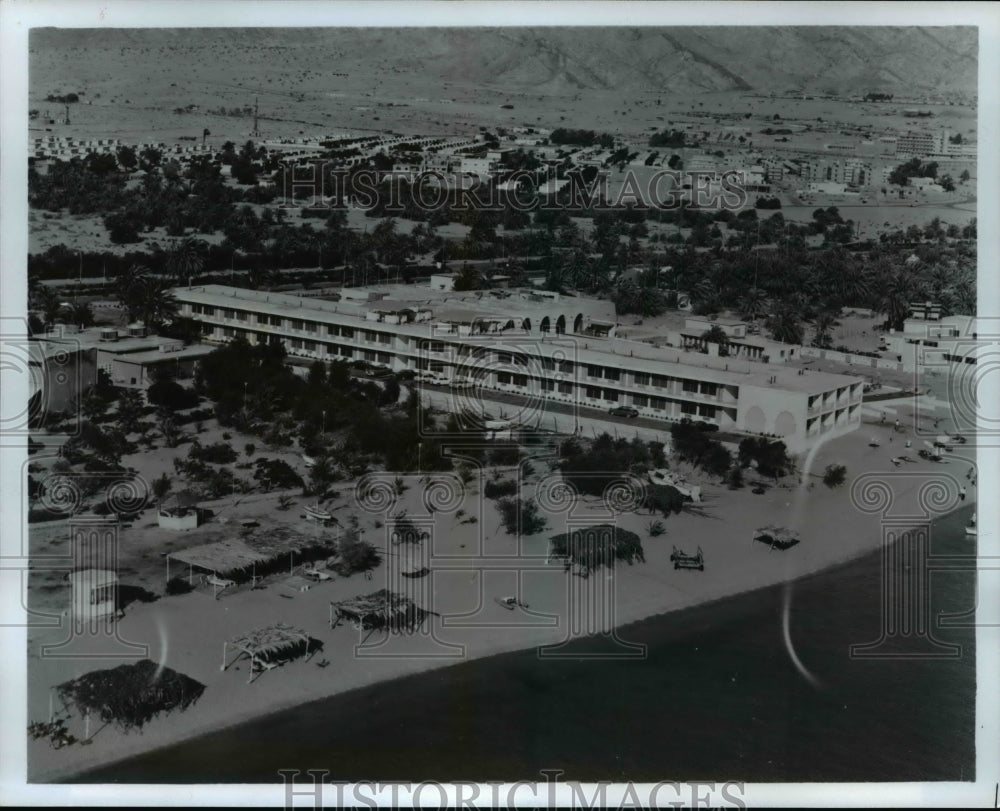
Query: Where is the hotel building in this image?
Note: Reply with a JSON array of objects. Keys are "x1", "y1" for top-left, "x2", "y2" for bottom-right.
[{"x1": 172, "y1": 284, "x2": 865, "y2": 453}]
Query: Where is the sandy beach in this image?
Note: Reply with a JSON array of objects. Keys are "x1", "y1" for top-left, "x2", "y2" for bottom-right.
[{"x1": 26, "y1": 392, "x2": 977, "y2": 782}]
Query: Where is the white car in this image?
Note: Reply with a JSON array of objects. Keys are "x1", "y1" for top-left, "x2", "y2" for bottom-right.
[{"x1": 449, "y1": 376, "x2": 475, "y2": 389}]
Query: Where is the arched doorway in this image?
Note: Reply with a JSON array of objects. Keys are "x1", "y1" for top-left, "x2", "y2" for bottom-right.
[
  {"x1": 744, "y1": 406, "x2": 766, "y2": 434},
  {"x1": 504, "y1": 319, "x2": 515, "y2": 331},
  {"x1": 555, "y1": 315, "x2": 566, "y2": 335},
  {"x1": 522, "y1": 318, "x2": 531, "y2": 331},
  {"x1": 774, "y1": 411, "x2": 797, "y2": 437},
  {"x1": 573, "y1": 313, "x2": 583, "y2": 333},
  {"x1": 540, "y1": 316, "x2": 551, "y2": 333}
]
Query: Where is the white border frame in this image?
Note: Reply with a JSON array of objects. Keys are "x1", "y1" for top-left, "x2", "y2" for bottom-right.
[{"x1": 2, "y1": 2, "x2": 997, "y2": 807}]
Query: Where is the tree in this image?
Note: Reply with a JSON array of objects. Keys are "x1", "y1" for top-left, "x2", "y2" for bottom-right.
[
  {"x1": 823, "y1": 464, "x2": 847, "y2": 488},
  {"x1": 700, "y1": 325, "x2": 730, "y2": 356},
  {"x1": 811, "y1": 311, "x2": 837, "y2": 349},
  {"x1": 116, "y1": 388, "x2": 145, "y2": 434},
  {"x1": 151, "y1": 473, "x2": 173, "y2": 502},
  {"x1": 116, "y1": 145, "x2": 138, "y2": 171},
  {"x1": 959, "y1": 169, "x2": 970, "y2": 183},
  {"x1": 165, "y1": 236, "x2": 206, "y2": 283},
  {"x1": 767, "y1": 307, "x2": 804, "y2": 345},
  {"x1": 68, "y1": 301, "x2": 95, "y2": 329}
]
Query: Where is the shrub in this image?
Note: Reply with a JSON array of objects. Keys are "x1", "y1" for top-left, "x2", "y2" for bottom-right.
[
  {"x1": 189, "y1": 441, "x2": 238, "y2": 464},
  {"x1": 337, "y1": 531, "x2": 381, "y2": 575},
  {"x1": 495, "y1": 497, "x2": 547, "y2": 536},
  {"x1": 727, "y1": 465, "x2": 744, "y2": 490},
  {"x1": 823, "y1": 464, "x2": 847, "y2": 488},
  {"x1": 484, "y1": 478, "x2": 518, "y2": 500},
  {"x1": 165, "y1": 577, "x2": 194, "y2": 596}
]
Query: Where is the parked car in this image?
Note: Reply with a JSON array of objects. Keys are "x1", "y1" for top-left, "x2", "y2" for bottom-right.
[
  {"x1": 609, "y1": 406, "x2": 639, "y2": 418},
  {"x1": 449, "y1": 376, "x2": 475, "y2": 390}
]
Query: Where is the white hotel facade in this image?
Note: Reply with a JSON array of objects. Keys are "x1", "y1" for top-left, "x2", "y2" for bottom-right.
[{"x1": 173, "y1": 284, "x2": 864, "y2": 453}]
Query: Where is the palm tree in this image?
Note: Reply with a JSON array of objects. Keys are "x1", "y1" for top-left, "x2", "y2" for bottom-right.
[
  {"x1": 68, "y1": 301, "x2": 95, "y2": 329},
  {"x1": 767, "y1": 305, "x2": 804, "y2": 345},
  {"x1": 166, "y1": 236, "x2": 206, "y2": 284},
  {"x1": 739, "y1": 286, "x2": 768, "y2": 321},
  {"x1": 871, "y1": 268, "x2": 912, "y2": 331},
  {"x1": 811, "y1": 311, "x2": 837, "y2": 349}
]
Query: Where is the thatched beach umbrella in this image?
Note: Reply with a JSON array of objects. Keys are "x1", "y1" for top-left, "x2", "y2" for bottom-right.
[
  {"x1": 55, "y1": 660, "x2": 205, "y2": 739},
  {"x1": 221, "y1": 623, "x2": 314, "y2": 684}
]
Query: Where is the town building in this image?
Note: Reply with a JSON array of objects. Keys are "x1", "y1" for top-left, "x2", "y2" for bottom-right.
[
  {"x1": 172, "y1": 284, "x2": 864, "y2": 452},
  {"x1": 884, "y1": 301, "x2": 979, "y2": 373}
]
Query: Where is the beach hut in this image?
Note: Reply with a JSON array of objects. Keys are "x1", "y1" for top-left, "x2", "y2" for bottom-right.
[
  {"x1": 221, "y1": 623, "x2": 316, "y2": 684},
  {"x1": 66, "y1": 569, "x2": 119, "y2": 622},
  {"x1": 157, "y1": 491, "x2": 204, "y2": 531}
]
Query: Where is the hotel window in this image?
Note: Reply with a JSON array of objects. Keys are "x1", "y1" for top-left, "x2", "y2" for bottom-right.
[
  {"x1": 377, "y1": 352, "x2": 391, "y2": 364},
  {"x1": 304, "y1": 322, "x2": 318, "y2": 333},
  {"x1": 304, "y1": 341, "x2": 317, "y2": 352},
  {"x1": 497, "y1": 372, "x2": 512, "y2": 384},
  {"x1": 341, "y1": 347, "x2": 353, "y2": 358},
  {"x1": 634, "y1": 372, "x2": 650, "y2": 386},
  {"x1": 291, "y1": 319, "x2": 304, "y2": 331},
  {"x1": 603, "y1": 389, "x2": 619, "y2": 402},
  {"x1": 650, "y1": 397, "x2": 666, "y2": 410},
  {"x1": 541, "y1": 358, "x2": 555, "y2": 372},
  {"x1": 365, "y1": 330, "x2": 378, "y2": 343},
  {"x1": 603, "y1": 368, "x2": 620, "y2": 382},
  {"x1": 203, "y1": 306, "x2": 215, "y2": 316},
  {"x1": 698, "y1": 404, "x2": 716, "y2": 418},
  {"x1": 378, "y1": 333, "x2": 391, "y2": 344},
  {"x1": 586, "y1": 386, "x2": 601, "y2": 399},
  {"x1": 541, "y1": 379, "x2": 555, "y2": 391},
  {"x1": 341, "y1": 327, "x2": 354, "y2": 339},
  {"x1": 201, "y1": 323, "x2": 213, "y2": 335},
  {"x1": 430, "y1": 341, "x2": 445, "y2": 353},
  {"x1": 497, "y1": 352, "x2": 513, "y2": 364},
  {"x1": 632, "y1": 394, "x2": 649, "y2": 407},
  {"x1": 269, "y1": 315, "x2": 282, "y2": 327},
  {"x1": 558, "y1": 382, "x2": 573, "y2": 394},
  {"x1": 223, "y1": 327, "x2": 235, "y2": 338},
  {"x1": 291, "y1": 339, "x2": 303, "y2": 349},
  {"x1": 327, "y1": 325, "x2": 339, "y2": 336},
  {"x1": 682, "y1": 380, "x2": 699, "y2": 393},
  {"x1": 558, "y1": 360, "x2": 573, "y2": 374},
  {"x1": 699, "y1": 382, "x2": 718, "y2": 396},
  {"x1": 223, "y1": 309, "x2": 236, "y2": 320},
  {"x1": 190, "y1": 304, "x2": 202, "y2": 315},
  {"x1": 363, "y1": 350, "x2": 377, "y2": 362},
  {"x1": 681, "y1": 402, "x2": 697, "y2": 415},
  {"x1": 651, "y1": 374, "x2": 668, "y2": 388},
  {"x1": 513, "y1": 374, "x2": 528, "y2": 387},
  {"x1": 236, "y1": 311, "x2": 247, "y2": 322},
  {"x1": 587, "y1": 365, "x2": 602, "y2": 378}
]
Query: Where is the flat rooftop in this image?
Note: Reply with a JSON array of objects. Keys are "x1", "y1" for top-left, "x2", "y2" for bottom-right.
[{"x1": 174, "y1": 285, "x2": 862, "y2": 395}]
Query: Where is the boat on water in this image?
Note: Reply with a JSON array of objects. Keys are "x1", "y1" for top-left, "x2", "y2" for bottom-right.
[{"x1": 304, "y1": 505, "x2": 333, "y2": 522}]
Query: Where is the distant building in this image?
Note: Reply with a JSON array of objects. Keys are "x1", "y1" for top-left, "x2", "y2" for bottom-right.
[{"x1": 884, "y1": 302, "x2": 978, "y2": 373}]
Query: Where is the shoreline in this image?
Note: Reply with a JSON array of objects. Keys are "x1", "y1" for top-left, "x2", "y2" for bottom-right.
[{"x1": 35, "y1": 476, "x2": 976, "y2": 783}]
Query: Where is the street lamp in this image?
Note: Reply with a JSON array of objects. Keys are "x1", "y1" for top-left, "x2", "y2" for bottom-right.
[{"x1": 243, "y1": 381, "x2": 248, "y2": 412}]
